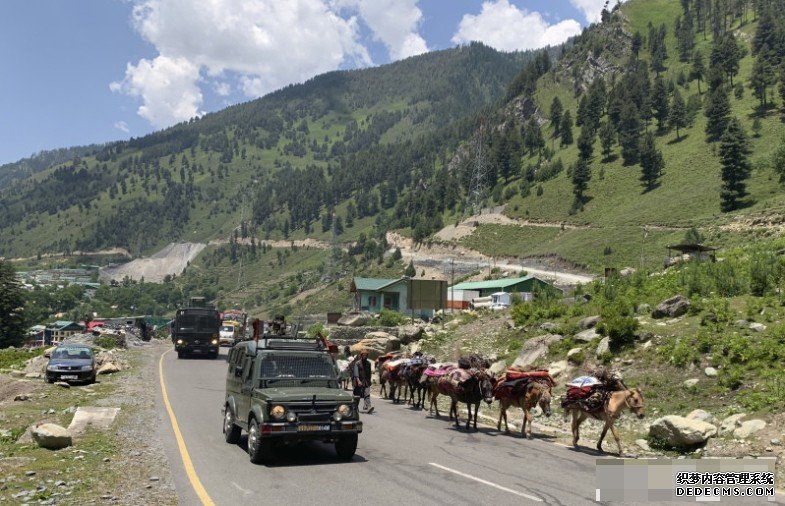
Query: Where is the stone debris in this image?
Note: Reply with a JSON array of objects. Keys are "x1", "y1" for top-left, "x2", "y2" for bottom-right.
[
  {"x1": 67, "y1": 407, "x2": 121, "y2": 435},
  {"x1": 649, "y1": 415, "x2": 717, "y2": 448},
  {"x1": 32, "y1": 423, "x2": 73, "y2": 450},
  {"x1": 651, "y1": 295, "x2": 690, "y2": 319},
  {"x1": 733, "y1": 420, "x2": 766, "y2": 440}
]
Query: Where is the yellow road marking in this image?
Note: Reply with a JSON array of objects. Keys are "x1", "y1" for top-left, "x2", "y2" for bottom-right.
[{"x1": 158, "y1": 349, "x2": 215, "y2": 506}]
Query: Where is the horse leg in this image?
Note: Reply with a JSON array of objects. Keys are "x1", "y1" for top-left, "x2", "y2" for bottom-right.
[
  {"x1": 497, "y1": 403, "x2": 504, "y2": 431},
  {"x1": 609, "y1": 421, "x2": 623, "y2": 455},
  {"x1": 571, "y1": 410, "x2": 583, "y2": 447},
  {"x1": 472, "y1": 402, "x2": 479, "y2": 430},
  {"x1": 524, "y1": 408, "x2": 534, "y2": 439},
  {"x1": 465, "y1": 402, "x2": 472, "y2": 430},
  {"x1": 597, "y1": 417, "x2": 611, "y2": 453}
]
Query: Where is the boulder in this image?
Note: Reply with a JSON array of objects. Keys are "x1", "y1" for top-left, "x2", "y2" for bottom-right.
[
  {"x1": 24, "y1": 373, "x2": 42, "y2": 379},
  {"x1": 489, "y1": 360, "x2": 508, "y2": 376},
  {"x1": 649, "y1": 415, "x2": 717, "y2": 448},
  {"x1": 636, "y1": 303, "x2": 651, "y2": 314},
  {"x1": 349, "y1": 332, "x2": 400, "y2": 359},
  {"x1": 683, "y1": 378, "x2": 699, "y2": 388},
  {"x1": 397, "y1": 325, "x2": 424, "y2": 344},
  {"x1": 54, "y1": 381, "x2": 70, "y2": 388},
  {"x1": 567, "y1": 347, "x2": 585, "y2": 365},
  {"x1": 704, "y1": 367, "x2": 717, "y2": 377},
  {"x1": 734, "y1": 319, "x2": 749, "y2": 328},
  {"x1": 619, "y1": 267, "x2": 636, "y2": 277},
  {"x1": 635, "y1": 439, "x2": 651, "y2": 451},
  {"x1": 733, "y1": 420, "x2": 766, "y2": 439},
  {"x1": 574, "y1": 328, "x2": 600, "y2": 342},
  {"x1": 539, "y1": 322, "x2": 559, "y2": 331},
  {"x1": 31, "y1": 423, "x2": 72, "y2": 450},
  {"x1": 651, "y1": 295, "x2": 690, "y2": 319},
  {"x1": 512, "y1": 334, "x2": 563, "y2": 368},
  {"x1": 337, "y1": 312, "x2": 370, "y2": 327},
  {"x1": 719, "y1": 414, "x2": 747, "y2": 436},
  {"x1": 97, "y1": 363, "x2": 120, "y2": 375},
  {"x1": 579, "y1": 316, "x2": 601, "y2": 330},
  {"x1": 595, "y1": 337, "x2": 610, "y2": 358},
  {"x1": 548, "y1": 360, "x2": 569, "y2": 378},
  {"x1": 23, "y1": 355, "x2": 49, "y2": 375},
  {"x1": 749, "y1": 322, "x2": 766, "y2": 333},
  {"x1": 686, "y1": 409, "x2": 718, "y2": 427}
]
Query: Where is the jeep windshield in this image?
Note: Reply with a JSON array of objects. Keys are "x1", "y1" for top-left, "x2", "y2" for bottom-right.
[{"x1": 258, "y1": 353, "x2": 338, "y2": 387}]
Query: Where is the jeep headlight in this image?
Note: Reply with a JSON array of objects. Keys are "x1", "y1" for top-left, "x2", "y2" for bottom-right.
[
  {"x1": 337, "y1": 404, "x2": 352, "y2": 417},
  {"x1": 286, "y1": 411, "x2": 297, "y2": 423},
  {"x1": 270, "y1": 405, "x2": 286, "y2": 420},
  {"x1": 333, "y1": 411, "x2": 343, "y2": 422}
]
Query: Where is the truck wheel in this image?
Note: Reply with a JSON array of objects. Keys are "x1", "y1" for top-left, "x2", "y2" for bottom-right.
[
  {"x1": 223, "y1": 407, "x2": 241, "y2": 444},
  {"x1": 177, "y1": 350, "x2": 184, "y2": 359},
  {"x1": 247, "y1": 419, "x2": 274, "y2": 464},
  {"x1": 335, "y1": 434, "x2": 358, "y2": 461}
]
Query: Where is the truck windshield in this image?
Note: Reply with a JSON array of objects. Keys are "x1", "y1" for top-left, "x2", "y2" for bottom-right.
[
  {"x1": 177, "y1": 314, "x2": 218, "y2": 332},
  {"x1": 259, "y1": 354, "x2": 337, "y2": 381}
]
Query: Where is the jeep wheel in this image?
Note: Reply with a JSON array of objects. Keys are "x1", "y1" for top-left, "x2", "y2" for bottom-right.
[
  {"x1": 335, "y1": 434, "x2": 358, "y2": 461},
  {"x1": 247, "y1": 419, "x2": 274, "y2": 464},
  {"x1": 223, "y1": 407, "x2": 241, "y2": 444}
]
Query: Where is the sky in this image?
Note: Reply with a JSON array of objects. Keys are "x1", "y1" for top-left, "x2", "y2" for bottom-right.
[{"x1": 0, "y1": 0, "x2": 622, "y2": 165}]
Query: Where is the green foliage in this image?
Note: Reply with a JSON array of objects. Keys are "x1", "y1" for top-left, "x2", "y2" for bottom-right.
[
  {"x1": 0, "y1": 260, "x2": 26, "y2": 348},
  {"x1": 306, "y1": 323, "x2": 330, "y2": 338},
  {"x1": 596, "y1": 301, "x2": 639, "y2": 352},
  {"x1": 719, "y1": 117, "x2": 752, "y2": 212},
  {"x1": 0, "y1": 347, "x2": 44, "y2": 369},
  {"x1": 639, "y1": 132, "x2": 664, "y2": 192},
  {"x1": 511, "y1": 297, "x2": 567, "y2": 327},
  {"x1": 93, "y1": 336, "x2": 121, "y2": 350},
  {"x1": 378, "y1": 309, "x2": 407, "y2": 327}
]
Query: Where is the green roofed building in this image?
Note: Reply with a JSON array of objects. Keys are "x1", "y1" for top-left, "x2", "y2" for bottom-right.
[
  {"x1": 350, "y1": 277, "x2": 447, "y2": 319},
  {"x1": 449, "y1": 275, "x2": 556, "y2": 298}
]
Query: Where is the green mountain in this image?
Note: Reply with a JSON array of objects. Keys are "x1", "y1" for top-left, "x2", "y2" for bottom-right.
[{"x1": 0, "y1": 42, "x2": 550, "y2": 257}]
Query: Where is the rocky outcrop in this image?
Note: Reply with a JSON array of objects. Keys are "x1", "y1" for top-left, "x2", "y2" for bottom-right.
[
  {"x1": 733, "y1": 420, "x2": 766, "y2": 439},
  {"x1": 337, "y1": 312, "x2": 370, "y2": 327},
  {"x1": 397, "y1": 325, "x2": 424, "y2": 344},
  {"x1": 567, "y1": 347, "x2": 585, "y2": 365},
  {"x1": 512, "y1": 334, "x2": 563, "y2": 368},
  {"x1": 349, "y1": 332, "x2": 401, "y2": 359},
  {"x1": 32, "y1": 423, "x2": 72, "y2": 450},
  {"x1": 579, "y1": 316, "x2": 601, "y2": 329},
  {"x1": 649, "y1": 415, "x2": 717, "y2": 448},
  {"x1": 97, "y1": 363, "x2": 120, "y2": 375},
  {"x1": 595, "y1": 337, "x2": 610, "y2": 358},
  {"x1": 651, "y1": 295, "x2": 690, "y2": 319},
  {"x1": 574, "y1": 328, "x2": 599, "y2": 342},
  {"x1": 686, "y1": 409, "x2": 718, "y2": 427},
  {"x1": 719, "y1": 414, "x2": 747, "y2": 436}
]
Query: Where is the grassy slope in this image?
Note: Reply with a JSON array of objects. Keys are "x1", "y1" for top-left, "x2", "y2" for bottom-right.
[{"x1": 457, "y1": 0, "x2": 785, "y2": 271}]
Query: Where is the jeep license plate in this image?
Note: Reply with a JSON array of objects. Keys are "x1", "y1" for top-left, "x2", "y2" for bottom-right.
[
  {"x1": 60, "y1": 375, "x2": 78, "y2": 380},
  {"x1": 298, "y1": 424, "x2": 329, "y2": 432}
]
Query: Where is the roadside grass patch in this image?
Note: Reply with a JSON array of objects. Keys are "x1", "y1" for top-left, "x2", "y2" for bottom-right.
[{"x1": 0, "y1": 348, "x2": 44, "y2": 370}]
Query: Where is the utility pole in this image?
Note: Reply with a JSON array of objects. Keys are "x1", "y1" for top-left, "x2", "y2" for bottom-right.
[{"x1": 450, "y1": 258, "x2": 455, "y2": 314}]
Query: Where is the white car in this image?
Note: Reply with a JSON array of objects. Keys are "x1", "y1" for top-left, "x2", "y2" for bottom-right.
[{"x1": 219, "y1": 325, "x2": 237, "y2": 346}]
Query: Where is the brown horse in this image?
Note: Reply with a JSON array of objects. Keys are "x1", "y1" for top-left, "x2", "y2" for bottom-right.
[
  {"x1": 375, "y1": 353, "x2": 399, "y2": 398},
  {"x1": 439, "y1": 369, "x2": 495, "y2": 430},
  {"x1": 420, "y1": 363, "x2": 456, "y2": 417},
  {"x1": 496, "y1": 381, "x2": 552, "y2": 438},
  {"x1": 565, "y1": 388, "x2": 645, "y2": 455}
]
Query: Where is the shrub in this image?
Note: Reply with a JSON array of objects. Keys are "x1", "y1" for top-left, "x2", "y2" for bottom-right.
[
  {"x1": 93, "y1": 336, "x2": 121, "y2": 349},
  {"x1": 306, "y1": 323, "x2": 330, "y2": 338},
  {"x1": 378, "y1": 309, "x2": 407, "y2": 327},
  {"x1": 596, "y1": 301, "x2": 638, "y2": 352}
]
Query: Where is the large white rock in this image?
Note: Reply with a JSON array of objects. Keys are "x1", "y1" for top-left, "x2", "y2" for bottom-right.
[
  {"x1": 567, "y1": 347, "x2": 585, "y2": 364},
  {"x1": 512, "y1": 334, "x2": 563, "y2": 368},
  {"x1": 32, "y1": 423, "x2": 72, "y2": 450},
  {"x1": 748, "y1": 322, "x2": 766, "y2": 333},
  {"x1": 97, "y1": 363, "x2": 120, "y2": 375},
  {"x1": 489, "y1": 360, "x2": 507, "y2": 376},
  {"x1": 548, "y1": 360, "x2": 569, "y2": 378},
  {"x1": 595, "y1": 337, "x2": 610, "y2": 358},
  {"x1": 719, "y1": 414, "x2": 747, "y2": 436},
  {"x1": 704, "y1": 367, "x2": 717, "y2": 377},
  {"x1": 649, "y1": 415, "x2": 717, "y2": 447},
  {"x1": 686, "y1": 409, "x2": 718, "y2": 427},
  {"x1": 67, "y1": 407, "x2": 121, "y2": 435},
  {"x1": 683, "y1": 378, "x2": 699, "y2": 388},
  {"x1": 337, "y1": 313, "x2": 370, "y2": 327},
  {"x1": 350, "y1": 332, "x2": 400, "y2": 359},
  {"x1": 652, "y1": 295, "x2": 691, "y2": 319},
  {"x1": 574, "y1": 328, "x2": 600, "y2": 342},
  {"x1": 579, "y1": 316, "x2": 601, "y2": 329},
  {"x1": 733, "y1": 420, "x2": 766, "y2": 439}
]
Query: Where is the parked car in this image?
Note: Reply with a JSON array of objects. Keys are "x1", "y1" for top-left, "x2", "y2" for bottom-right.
[{"x1": 45, "y1": 344, "x2": 96, "y2": 384}]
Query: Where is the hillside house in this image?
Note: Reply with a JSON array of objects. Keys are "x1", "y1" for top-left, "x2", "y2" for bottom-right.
[
  {"x1": 350, "y1": 277, "x2": 447, "y2": 319},
  {"x1": 44, "y1": 321, "x2": 84, "y2": 344},
  {"x1": 449, "y1": 275, "x2": 557, "y2": 300}
]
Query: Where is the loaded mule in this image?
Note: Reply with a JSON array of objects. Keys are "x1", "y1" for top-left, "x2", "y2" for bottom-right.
[{"x1": 494, "y1": 368, "x2": 554, "y2": 438}]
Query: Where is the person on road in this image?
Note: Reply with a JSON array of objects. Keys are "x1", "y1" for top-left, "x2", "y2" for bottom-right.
[{"x1": 351, "y1": 349, "x2": 374, "y2": 414}]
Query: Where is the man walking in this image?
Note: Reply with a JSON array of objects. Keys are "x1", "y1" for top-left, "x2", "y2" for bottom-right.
[{"x1": 351, "y1": 349, "x2": 374, "y2": 414}]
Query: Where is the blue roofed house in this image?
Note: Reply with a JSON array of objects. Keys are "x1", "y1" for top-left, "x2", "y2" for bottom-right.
[{"x1": 351, "y1": 277, "x2": 409, "y2": 313}]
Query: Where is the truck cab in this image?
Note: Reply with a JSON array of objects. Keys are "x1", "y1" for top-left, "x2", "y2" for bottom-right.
[
  {"x1": 172, "y1": 307, "x2": 220, "y2": 359},
  {"x1": 222, "y1": 334, "x2": 361, "y2": 463}
]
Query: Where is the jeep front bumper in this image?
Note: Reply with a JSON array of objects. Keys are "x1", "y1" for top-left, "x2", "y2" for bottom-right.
[{"x1": 258, "y1": 421, "x2": 362, "y2": 439}]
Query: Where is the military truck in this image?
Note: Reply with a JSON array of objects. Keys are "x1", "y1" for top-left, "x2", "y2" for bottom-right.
[
  {"x1": 171, "y1": 306, "x2": 221, "y2": 359},
  {"x1": 222, "y1": 327, "x2": 361, "y2": 463}
]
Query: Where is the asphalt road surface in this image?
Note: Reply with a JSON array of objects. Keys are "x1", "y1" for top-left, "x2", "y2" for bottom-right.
[{"x1": 154, "y1": 347, "x2": 768, "y2": 506}]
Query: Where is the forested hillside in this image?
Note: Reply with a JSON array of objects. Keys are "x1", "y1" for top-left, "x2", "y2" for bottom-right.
[{"x1": 0, "y1": 42, "x2": 557, "y2": 258}]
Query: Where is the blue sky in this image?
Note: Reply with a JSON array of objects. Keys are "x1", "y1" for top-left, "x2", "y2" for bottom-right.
[{"x1": 0, "y1": 0, "x2": 614, "y2": 165}]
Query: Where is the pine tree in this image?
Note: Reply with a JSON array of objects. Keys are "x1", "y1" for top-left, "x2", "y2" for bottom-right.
[
  {"x1": 572, "y1": 158, "x2": 591, "y2": 203},
  {"x1": 750, "y1": 48, "x2": 776, "y2": 110},
  {"x1": 619, "y1": 101, "x2": 642, "y2": 165},
  {"x1": 752, "y1": 117, "x2": 762, "y2": 138},
  {"x1": 560, "y1": 110, "x2": 574, "y2": 146},
  {"x1": 719, "y1": 118, "x2": 752, "y2": 212},
  {"x1": 0, "y1": 260, "x2": 25, "y2": 348},
  {"x1": 576, "y1": 94, "x2": 589, "y2": 127},
  {"x1": 577, "y1": 125, "x2": 595, "y2": 161},
  {"x1": 690, "y1": 49, "x2": 705, "y2": 94},
  {"x1": 404, "y1": 260, "x2": 416, "y2": 277},
  {"x1": 669, "y1": 89, "x2": 688, "y2": 140},
  {"x1": 550, "y1": 97, "x2": 563, "y2": 138},
  {"x1": 639, "y1": 132, "x2": 665, "y2": 192},
  {"x1": 705, "y1": 84, "x2": 731, "y2": 142},
  {"x1": 599, "y1": 121, "x2": 617, "y2": 161},
  {"x1": 651, "y1": 76, "x2": 670, "y2": 131}
]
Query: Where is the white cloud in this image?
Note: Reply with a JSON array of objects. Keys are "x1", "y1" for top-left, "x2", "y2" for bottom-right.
[
  {"x1": 570, "y1": 0, "x2": 628, "y2": 24},
  {"x1": 452, "y1": 0, "x2": 582, "y2": 52},
  {"x1": 114, "y1": 121, "x2": 130, "y2": 133},
  {"x1": 111, "y1": 55, "x2": 203, "y2": 128},
  {"x1": 115, "y1": 0, "x2": 373, "y2": 128},
  {"x1": 336, "y1": 0, "x2": 427, "y2": 60},
  {"x1": 214, "y1": 82, "x2": 231, "y2": 97}
]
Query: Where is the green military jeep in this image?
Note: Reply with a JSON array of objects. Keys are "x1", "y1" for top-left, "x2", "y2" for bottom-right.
[{"x1": 222, "y1": 335, "x2": 362, "y2": 463}]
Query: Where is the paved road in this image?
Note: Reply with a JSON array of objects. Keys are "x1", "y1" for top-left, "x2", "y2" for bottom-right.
[{"x1": 153, "y1": 347, "x2": 756, "y2": 506}]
